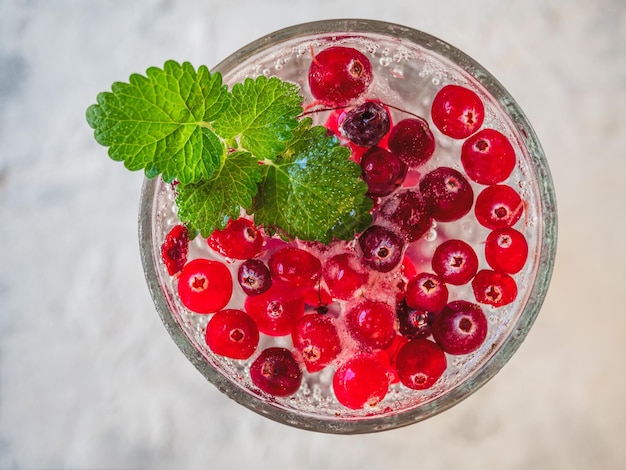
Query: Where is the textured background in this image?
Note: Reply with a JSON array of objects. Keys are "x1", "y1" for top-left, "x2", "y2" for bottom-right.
[{"x1": 1, "y1": 0, "x2": 625, "y2": 469}]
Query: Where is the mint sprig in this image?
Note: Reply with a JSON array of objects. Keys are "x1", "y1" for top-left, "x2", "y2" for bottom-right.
[{"x1": 86, "y1": 61, "x2": 372, "y2": 242}]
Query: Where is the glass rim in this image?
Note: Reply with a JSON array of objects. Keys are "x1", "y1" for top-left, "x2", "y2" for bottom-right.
[{"x1": 138, "y1": 18, "x2": 558, "y2": 434}]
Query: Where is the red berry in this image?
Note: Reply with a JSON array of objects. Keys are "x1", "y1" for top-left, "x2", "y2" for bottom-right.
[
  {"x1": 395, "y1": 338, "x2": 447, "y2": 390},
  {"x1": 244, "y1": 282, "x2": 304, "y2": 336},
  {"x1": 292, "y1": 314, "x2": 342, "y2": 373},
  {"x1": 485, "y1": 227, "x2": 528, "y2": 274},
  {"x1": 237, "y1": 259, "x2": 272, "y2": 296},
  {"x1": 205, "y1": 309, "x2": 259, "y2": 359},
  {"x1": 161, "y1": 224, "x2": 189, "y2": 276},
  {"x1": 461, "y1": 129, "x2": 516, "y2": 185},
  {"x1": 405, "y1": 272, "x2": 448, "y2": 312},
  {"x1": 346, "y1": 300, "x2": 396, "y2": 350},
  {"x1": 431, "y1": 85, "x2": 484, "y2": 139},
  {"x1": 387, "y1": 117, "x2": 435, "y2": 168},
  {"x1": 358, "y1": 225, "x2": 405, "y2": 273},
  {"x1": 396, "y1": 300, "x2": 434, "y2": 339},
  {"x1": 432, "y1": 300, "x2": 488, "y2": 355},
  {"x1": 377, "y1": 189, "x2": 433, "y2": 242},
  {"x1": 332, "y1": 356, "x2": 389, "y2": 409},
  {"x1": 250, "y1": 347, "x2": 302, "y2": 397},
  {"x1": 207, "y1": 218, "x2": 264, "y2": 260},
  {"x1": 375, "y1": 334, "x2": 409, "y2": 385},
  {"x1": 323, "y1": 252, "x2": 369, "y2": 300},
  {"x1": 432, "y1": 239, "x2": 479, "y2": 286},
  {"x1": 475, "y1": 184, "x2": 524, "y2": 229},
  {"x1": 360, "y1": 147, "x2": 407, "y2": 197},
  {"x1": 177, "y1": 259, "x2": 233, "y2": 314},
  {"x1": 472, "y1": 269, "x2": 518, "y2": 307},
  {"x1": 269, "y1": 247, "x2": 322, "y2": 288},
  {"x1": 419, "y1": 167, "x2": 474, "y2": 222},
  {"x1": 308, "y1": 46, "x2": 373, "y2": 106}
]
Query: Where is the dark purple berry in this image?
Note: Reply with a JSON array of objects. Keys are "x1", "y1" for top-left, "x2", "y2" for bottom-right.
[
  {"x1": 237, "y1": 259, "x2": 272, "y2": 296},
  {"x1": 358, "y1": 225, "x2": 405, "y2": 273},
  {"x1": 396, "y1": 299, "x2": 434, "y2": 339},
  {"x1": 360, "y1": 147, "x2": 407, "y2": 197},
  {"x1": 419, "y1": 167, "x2": 474, "y2": 222},
  {"x1": 249, "y1": 347, "x2": 302, "y2": 397},
  {"x1": 340, "y1": 101, "x2": 390, "y2": 147}
]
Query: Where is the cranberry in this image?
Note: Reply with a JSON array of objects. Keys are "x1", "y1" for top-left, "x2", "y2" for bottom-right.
[
  {"x1": 237, "y1": 259, "x2": 272, "y2": 296},
  {"x1": 472, "y1": 269, "x2": 518, "y2": 307},
  {"x1": 358, "y1": 225, "x2": 405, "y2": 273},
  {"x1": 395, "y1": 338, "x2": 447, "y2": 390},
  {"x1": 308, "y1": 46, "x2": 373, "y2": 106},
  {"x1": 431, "y1": 300, "x2": 488, "y2": 355},
  {"x1": 360, "y1": 147, "x2": 407, "y2": 197},
  {"x1": 323, "y1": 252, "x2": 369, "y2": 300},
  {"x1": 346, "y1": 300, "x2": 396, "y2": 350},
  {"x1": 269, "y1": 247, "x2": 322, "y2": 288},
  {"x1": 377, "y1": 189, "x2": 433, "y2": 242},
  {"x1": 431, "y1": 84, "x2": 485, "y2": 139},
  {"x1": 340, "y1": 101, "x2": 391, "y2": 147},
  {"x1": 405, "y1": 272, "x2": 448, "y2": 312},
  {"x1": 475, "y1": 184, "x2": 524, "y2": 229},
  {"x1": 396, "y1": 299, "x2": 434, "y2": 339},
  {"x1": 461, "y1": 128, "x2": 516, "y2": 185},
  {"x1": 485, "y1": 227, "x2": 528, "y2": 274},
  {"x1": 207, "y1": 218, "x2": 264, "y2": 260},
  {"x1": 432, "y1": 239, "x2": 479, "y2": 286},
  {"x1": 332, "y1": 356, "x2": 389, "y2": 409},
  {"x1": 205, "y1": 309, "x2": 259, "y2": 359},
  {"x1": 161, "y1": 224, "x2": 189, "y2": 276},
  {"x1": 244, "y1": 282, "x2": 304, "y2": 336},
  {"x1": 292, "y1": 314, "x2": 342, "y2": 373},
  {"x1": 419, "y1": 167, "x2": 474, "y2": 222},
  {"x1": 387, "y1": 117, "x2": 435, "y2": 168},
  {"x1": 177, "y1": 259, "x2": 233, "y2": 314},
  {"x1": 250, "y1": 347, "x2": 302, "y2": 397}
]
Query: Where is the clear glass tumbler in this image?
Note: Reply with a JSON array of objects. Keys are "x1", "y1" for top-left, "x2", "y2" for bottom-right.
[{"x1": 139, "y1": 19, "x2": 557, "y2": 433}]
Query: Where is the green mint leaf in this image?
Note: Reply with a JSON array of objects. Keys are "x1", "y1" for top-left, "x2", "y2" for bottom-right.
[
  {"x1": 86, "y1": 60, "x2": 229, "y2": 184},
  {"x1": 213, "y1": 76, "x2": 302, "y2": 160},
  {"x1": 253, "y1": 119, "x2": 372, "y2": 242},
  {"x1": 175, "y1": 151, "x2": 262, "y2": 236}
]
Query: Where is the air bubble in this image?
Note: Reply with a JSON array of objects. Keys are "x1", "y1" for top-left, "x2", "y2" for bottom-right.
[
  {"x1": 425, "y1": 228, "x2": 438, "y2": 242},
  {"x1": 432, "y1": 77, "x2": 440, "y2": 86},
  {"x1": 379, "y1": 57, "x2": 392, "y2": 67},
  {"x1": 262, "y1": 68, "x2": 271, "y2": 76}
]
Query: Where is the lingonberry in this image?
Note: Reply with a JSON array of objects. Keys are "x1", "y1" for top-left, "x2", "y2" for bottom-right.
[
  {"x1": 161, "y1": 224, "x2": 189, "y2": 276},
  {"x1": 207, "y1": 217, "x2": 264, "y2": 260},
  {"x1": 472, "y1": 269, "x2": 518, "y2": 307},
  {"x1": 387, "y1": 117, "x2": 435, "y2": 168},
  {"x1": 360, "y1": 147, "x2": 407, "y2": 197},
  {"x1": 292, "y1": 314, "x2": 342, "y2": 373},
  {"x1": 405, "y1": 272, "x2": 449, "y2": 312},
  {"x1": 308, "y1": 46, "x2": 373, "y2": 106},
  {"x1": 419, "y1": 167, "x2": 474, "y2": 222},
  {"x1": 474, "y1": 184, "x2": 524, "y2": 229},
  {"x1": 358, "y1": 225, "x2": 405, "y2": 273},
  {"x1": 269, "y1": 247, "x2": 322, "y2": 288},
  {"x1": 346, "y1": 300, "x2": 396, "y2": 350},
  {"x1": 396, "y1": 299, "x2": 434, "y2": 339},
  {"x1": 244, "y1": 282, "x2": 304, "y2": 336},
  {"x1": 237, "y1": 259, "x2": 272, "y2": 296},
  {"x1": 340, "y1": 101, "x2": 391, "y2": 147},
  {"x1": 205, "y1": 309, "x2": 259, "y2": 360},
  {"x1": 323, "y1": 252, "x2": 369, "y2": 300},
  {"x1": 332, "y1": 355, "x2": 389, "y2": 409},
  {"x1": 485, "y1": 227, "x2": 528, "y2": 274},
  {"x1": 432, "y1": 239, "x2": 479, "y2": 286},
  {"x1": 395, "y1": 338, "x2": 447, "y2": 390},
  {"x1": 431, "y1": 300, "x2": 488, "y2": 355},
  {"x1": 461, "y1": 128, "x2": 516, "y2": 185},
  {"x1": 377, "y1": 189, "x2": 433, "y2": 242},
  {"x1": 249, "y1": 347, "x2": 302, "y2": 397},
  {"x1": 431, "y1": 84, "x2": 485, "y2": 139},
  {"x1": 177, "y1": 259, "x2": 233, "y2": 314}
]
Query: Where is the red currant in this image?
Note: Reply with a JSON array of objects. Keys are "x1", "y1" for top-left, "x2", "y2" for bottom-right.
[
  {"x1": 292, "y1": 314, "x2": 342, "y2": 373},
  {"x1": 237, "y1": 259, "x2": 272, "y2": 296},
  {"x1": 432, "y1": 239, "x2": 479, "y2": 286},
  {"x1": 395, "y1": 338, "x2": 447, "y2": 390},
  {"x1": 161, "y1": 224, "x2": 189, "y2": 276},
  {"x1": 269, "y1": 247, "x2": 322, "y2": 288},
  {"x1": 431, "y1": 84, "x2": 484, "y2": 139},
  {"x1": 308, "y1": 46, "x2": 373, "y2": 106},
  {"x1": 177, "y1": 259, "x2": 233, "y2": 314},
  {"x1": 340, "y1": 101, "x2": 391, "y2": 148},
  {"x1": 472, "y1": 269, "x2": 518, "y2": 307},
  {"x1": 207, "y1": 217, "x2": 264, "y2": 260},
  {"x1": 419, "y1": 167, "x2": 474, "y2": 222},
  {"x1": 461, "y1": 128, "x2": 516, "y2": 185},
  {"x1": 387, "y1": 117, "x2": 435, "y2": 168},
  {"x1": 405, "y1": 272, "x2": 448, "y2": 312},
  {"x1": 346, "y1": 300, "x2": 396, "y2": 350},
  {"x1": 244, "y1": 282, "x2": 304, "y2": 336},
  {"x1": 358, "y1": 225, "x2": 405, "y2": 273},
  {"x1": 250, "y1": 347, "x2": 302, "y2": 397},
  {"x1": 475, "y1": 184, "x2": 524, "y2": 229},
  {"x1": 332, "y1": 356, "x2": 389, "y2": 409},
  {"x1": 323, "y1": 252, "x2": 368, "y2": 300},
  {"x1": 396, "y1": 300, "x2": 434, "y2": 340},
  {"x1": 205, "y1": 309, "x2": 259, "y2": 359},
  {"x1": 431, "y1": 300, "x2": 488, "y2": 355},
  {"x1": 360, "y1": 147, "x2": 407, "y2": 197},
  {"x1": 377, "y1": 189, "x2": 433, "y2": 243},
  {"x1": 485, "y1": 227, "x2": 528, "y2": 274}
]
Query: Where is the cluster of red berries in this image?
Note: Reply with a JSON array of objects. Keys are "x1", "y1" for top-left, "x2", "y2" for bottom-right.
[{"x1": 160, "y1": 45, "x2": 530, "y2": 411}]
